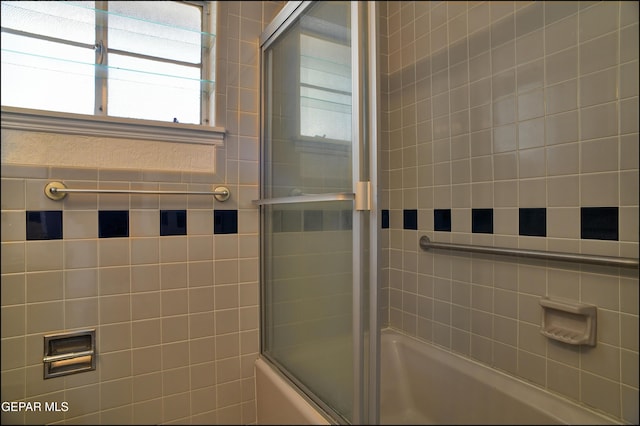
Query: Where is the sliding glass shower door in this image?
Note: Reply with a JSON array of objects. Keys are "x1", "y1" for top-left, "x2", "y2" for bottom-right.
[{"x1": 257, "y1": 1, "x2": 378, "y2": 424}]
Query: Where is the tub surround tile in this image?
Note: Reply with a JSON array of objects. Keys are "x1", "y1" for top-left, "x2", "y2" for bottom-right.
[
  {"x1": 23, "y1": 208, "x2": 244, "y2": 237},
  {"x1": 434, "y1": 209, "x2": 452, "y2": 232},
  {"x1": 99, "y1": 211, "x2": 129, "y2": 238},
  {"x1": 381, "y1": 2, "x2": 637, "y2": 424},
  {"x1": 393, "y1": 207, "x2": 623, "y2": 243},
  {"x1": 321, "y1": 210, "x2": 341, "y2": 231},
  {"x1": 281, "y1": 211, "x2": 302, "y2": 232},
  {"x1": 519, "y1": 208, "x2": 546, "y2": 237},
  {"x1": 270, "y1": 209, "x2": 352, "y2": 233},
  {"x1": 1, "y1": 179, "x2": 26, "y2": 210},
  {"x1": 214, "y1": 210, "x2": 238, "y2": 235},
  {"x1": 160, "y1": 210, "x2": 187, "y2": 236},
  {"x1": 63, "y1": 210, "x2": 98, "y2": 239},
  {"x1": 303, "y1": 210, "x2": 323, "y2": 232},
  {"x1": 472, "y1": 208, "x2": 493, "y2": 234},
  {"x1": 581, "y1": 207, "x2": 619, "y2": 241},
  {"x1": 340, "y1": 210, "x2": 352, "y2": 231},
  {"x1": 403, "y1": 209, "x2": 418, "y2": 230},
  {"x1": 1, "y1": 1, "x2": 268, "y2": 424},
  {"x1": 26, "y1": 211, "x2": 62, "y2": 240}
]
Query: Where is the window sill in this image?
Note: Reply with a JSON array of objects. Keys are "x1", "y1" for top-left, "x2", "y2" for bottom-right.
[{"x1": 1, "y1": 107, "x2": 225, "y2": 146}]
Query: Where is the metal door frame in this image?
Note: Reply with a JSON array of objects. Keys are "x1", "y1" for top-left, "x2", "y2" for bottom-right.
[{"x1": 256, "y1": 2, "x2": 379, "y2": 423}]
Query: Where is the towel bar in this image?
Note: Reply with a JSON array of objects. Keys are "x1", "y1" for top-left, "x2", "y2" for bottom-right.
[{"x1": 44, "y1": 181, "x2": 231, "y2": 202}]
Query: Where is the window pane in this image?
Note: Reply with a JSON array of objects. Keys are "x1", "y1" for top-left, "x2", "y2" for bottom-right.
[
  {"x1": 1, "y1": 1, "x2": 96, "y2": 44},
  {"x1": 300, "y1": 87, "x2": 351, "y2": 141},
  {"x1": 300, "y1": 35, "x2": 350, "y2": 91},
  {"x1": 299, "y1": 33, "x2": 351, "y2": 141},
  {"x1": 1, "y1": 33, "x2": 95, "y2": 114},
  {"x1": 108, "y1": 54, "x2": 200, "y2": 124},
  {"x1": 108, "y1": 1, "x2": 202, "y2": 64},
  {"x1": 1, "y1": 1, "x2": 213, "y2": 126}
]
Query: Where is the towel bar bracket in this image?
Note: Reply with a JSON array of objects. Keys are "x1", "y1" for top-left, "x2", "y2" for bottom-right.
[{"x1": 44, "y1": 181, "x2": 67, "y2": 201}]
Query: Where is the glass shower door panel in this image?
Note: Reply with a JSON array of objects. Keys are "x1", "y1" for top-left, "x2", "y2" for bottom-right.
[
  {"x1": 263, "y1": 201, "x2": 354, "y2": 419},
  {"x1": 261, "y1": 1, "x2": 356, "y2": 422},
  {"x1": 263, "y1": 1, "x2": 352, "y2": 199}
]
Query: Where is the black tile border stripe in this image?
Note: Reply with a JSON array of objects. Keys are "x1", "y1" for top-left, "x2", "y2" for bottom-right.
[
  {"x1": 160, "y1": 210, "x2": 187, "y2": 236},
  {"x1": 26, "y1": 211, "x2": 63, "y2": 240},
  {"x1": 98, "y1": 210, "x2": 129, "y2": 238},
  {"x1": 581, "y1": 207, "x2": 619, "y2": 241},
  {"x1": 21, "y1": 207, "x2": 622, "y2": 241},
  {"x1": 472, "y1": 209, "x2": 493, "y2": 234},
  {"x1": 434, "y1": 209, "x2": 452, "y2": 232},
  {"x1": 403, "y1": 209, "x2": 418, "y2": 230},
  {"x1": 519, "y1": 208, "x2": 546, "y2": 237}
]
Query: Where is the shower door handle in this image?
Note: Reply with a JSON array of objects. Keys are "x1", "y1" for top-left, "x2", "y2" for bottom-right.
[{"x1": 252, "y1": 192, "x2": 355, "y2": 205}]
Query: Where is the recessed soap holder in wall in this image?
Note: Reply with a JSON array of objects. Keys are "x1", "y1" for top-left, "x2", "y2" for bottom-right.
[{"x1": 539, "y1": 297, "x2": 597, "y2": 346}]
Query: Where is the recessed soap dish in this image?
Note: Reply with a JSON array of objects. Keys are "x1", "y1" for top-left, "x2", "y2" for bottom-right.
[{"x1": 539, "y1": 297, "x2": 597, "y2": 346}]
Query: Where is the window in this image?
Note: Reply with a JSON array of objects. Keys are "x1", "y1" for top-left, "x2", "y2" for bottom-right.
[
  {"x1": 299, "y1": 33, "x2": 351, "y2": 142},
  {"x1": 298, "y1": 5, "x2": 351, "y2": 144},
  {"x1": 1, "y1": 1, "x2": 220, "y2": 142}
]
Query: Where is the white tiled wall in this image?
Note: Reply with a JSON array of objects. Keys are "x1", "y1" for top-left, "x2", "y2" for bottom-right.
[
  {"x1": 0, "y1": 2, "x2": 284, "y2": 425},
  {"x1": 379, "y1": 1, "x2": 638, "y2": 423}
]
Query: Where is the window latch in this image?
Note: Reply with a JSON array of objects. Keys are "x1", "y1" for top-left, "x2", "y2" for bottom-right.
[{"x1": 95, "y1": 40, "x2": 105, "y2": 64}]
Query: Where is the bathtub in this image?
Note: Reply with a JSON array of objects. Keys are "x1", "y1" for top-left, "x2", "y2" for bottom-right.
[
  {"x1": 255, "y1": 357, "x2": 330, "y2": 425},
  {"x1": 255, "y1": 329, "x2": 620, "y2": 425},
  {"x1": 380, "y1": 329, "x2": 618, "y2": 425}
]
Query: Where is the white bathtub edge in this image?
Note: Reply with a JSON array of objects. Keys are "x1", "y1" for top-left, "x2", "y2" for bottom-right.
[
  {"x1": 380, "y1": 328, "x2": 623, "y2": 425},
  {"x1": 255, "y1": 357, "x2": 331, "y2": 425}
]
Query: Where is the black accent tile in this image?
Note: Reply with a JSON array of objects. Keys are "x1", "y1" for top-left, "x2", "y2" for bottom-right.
[
  {"x1": 581, "y1": 207, "x2": 618, "y2": 241},
  {"x1": 519, "y1": 208, "x2": 546, "y2": 237},
  {"x1": 381, "y1": 210, "x2": 389, "y2": 229},
  {"x1": 281, "y1": 210, "x2": 302, "y2": 232},
  {"x1": 304, "y1": 210, "x2": 323, "y2": 231},
  {"x1": 434, "y1": 209, "x2": 451, "y2": 232},
  {"x1": 214, "y1": 209, "x2": 238, "y2": 234},
  {"x1": 99, "y1": 211, "x2": 129, "y2": 238},
  {"x1": 341, "y1": 210, "x2": 352, "y2": 230},
  {"x1": 160, "y1": 210, "x2": 187, "y2": 236},
  {"x1": 271, "y1": 210, "x2": 282, "y2": 233},
  {"x1": 404, "y1": 209, "x2": 418, "y2": 230},
  {"x1": 26, "y1": 211, "x2": 63, "y2": 240},
  {"x1": 323, "y1": 210, "x2": 340, "y2": 231},
  {"x1": 472, "y1": 208, "x2": 493, "y2": 234}
]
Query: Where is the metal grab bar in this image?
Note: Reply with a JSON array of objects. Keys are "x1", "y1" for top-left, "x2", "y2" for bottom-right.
[
  {"x1": 419, "y1": 236, "x2": 639, "y2": 269},
  {"x1": 44, "y1": 181, "x2": 231, "y2": 202}
]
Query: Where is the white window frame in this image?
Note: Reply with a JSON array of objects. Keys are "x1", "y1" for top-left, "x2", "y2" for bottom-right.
[{"x1": 0, "y1": 1, "x2": 224, "y2": 146}]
